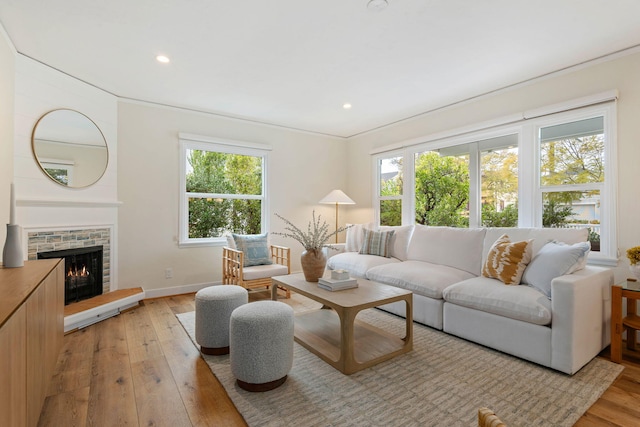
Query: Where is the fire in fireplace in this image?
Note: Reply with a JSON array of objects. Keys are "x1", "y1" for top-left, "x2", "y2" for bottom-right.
[{"x1": 38, "y1": 245, "x2": 103, "y2": 305}]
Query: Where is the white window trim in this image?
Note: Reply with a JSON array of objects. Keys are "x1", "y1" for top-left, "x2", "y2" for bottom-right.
[
  {"x1": 406, "y1": 125, "x2": 522, "y2": 228},
  {"x1": 373, "y1": 151, "x2": 405, "y2": 226},
  {"x1": 369, "y1": 90, "x2": 618, "y2": 155},
  {"x1": 372, "y1": 96, "x2": 618, "y2": 265},
  {"x1": 178, "y1": 134, "x2": 270, "y2": 248},
  {"x1": 531, "y1": 104, "x2": 617, "y2": 265}
]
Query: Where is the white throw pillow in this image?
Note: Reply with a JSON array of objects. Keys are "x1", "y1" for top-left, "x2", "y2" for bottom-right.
[
  {"x1": 559, "y1": 241, "x2": 591, "y2": 274},
  {"x1": 225, "y1": 235, "x2": 237, "y2": 249},
  {"x1": 521, "y1": 241, "x2": 591, "y2": 298}
]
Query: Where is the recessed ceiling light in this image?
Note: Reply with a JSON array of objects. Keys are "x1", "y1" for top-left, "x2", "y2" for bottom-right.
[
  {"x1": 367, "y1": 0, "x2": 388, "y2": 12},
  {"x1": 343, "y1": 103, "x2": 352, "y2": 109},
  {"x1": 156, "y1": 55, "x2": 170, "y2": 63}
]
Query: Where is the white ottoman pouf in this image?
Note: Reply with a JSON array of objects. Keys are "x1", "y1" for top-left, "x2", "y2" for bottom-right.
[
  {"x1": 230, "y1": 300, "x2": 294, "y2": 392},
  {"x1": 195, "y1": 285, "x2": 248, "y2": 355}
]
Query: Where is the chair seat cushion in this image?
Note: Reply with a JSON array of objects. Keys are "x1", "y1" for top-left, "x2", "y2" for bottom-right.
[{"x1": 243, "y1": 263, "x2": 289, "y2": 281}]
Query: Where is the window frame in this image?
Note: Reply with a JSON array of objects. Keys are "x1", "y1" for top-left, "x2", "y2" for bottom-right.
[
  {"x1": 402, "y1": 125, "x2": 521, "y2": 228},
  {"x1": 531, "y1": 104, "x2": 616, "y2": 265},
  {"x1": 372, "y1": 101, "x2": 617, "y2": 265},
  {"x1": 374, "y1": 151, "x2": 407, "y2": 226},
  {"x1": 178, "y1": 134, "x2": 271, "y2": 248}
]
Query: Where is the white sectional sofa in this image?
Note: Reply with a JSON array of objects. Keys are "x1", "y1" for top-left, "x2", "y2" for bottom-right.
[{"x1": 327, "y1": 224, "x2": 613, "y2": 374}]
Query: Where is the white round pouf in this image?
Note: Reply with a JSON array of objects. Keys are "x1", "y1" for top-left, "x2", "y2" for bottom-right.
[
  {"x1": 230, "y1": 300, "x2": 294, "y2": 392},
  {"x1": 195, "y1": 285, "x2": 248, "y2": 355}
]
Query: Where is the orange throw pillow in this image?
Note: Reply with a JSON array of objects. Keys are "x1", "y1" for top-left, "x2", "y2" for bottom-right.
[{"x1": 482, "y1": 234, "x2": 532, "y2": 285}]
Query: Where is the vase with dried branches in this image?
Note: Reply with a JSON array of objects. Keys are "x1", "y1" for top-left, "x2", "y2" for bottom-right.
[{"x1": 273, "y1": 211, "x2": 350, "y2": 282}]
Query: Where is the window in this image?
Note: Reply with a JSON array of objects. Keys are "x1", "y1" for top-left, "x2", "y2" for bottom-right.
[
  {"x1": 376, "y1": 155, "x2": 403, "y2": 226},
  {"x1": 179, "y1": 134, "x2": 270, "y2": 246},
  {"x1": 373, "y1": 99, "x2": 616, "y2": 264},
  {"x1": 414, "y1": 147, "x2": 470, "y2": 227},
  {"x1": 409, "y1": 134, "x2": 518, "y2": 229},
  {"x1": 480, "y1": 136, "x2": 519, "y2": 228},
  {"x1": 537, "y1": 114, "x2": 608, "y2": 254}
]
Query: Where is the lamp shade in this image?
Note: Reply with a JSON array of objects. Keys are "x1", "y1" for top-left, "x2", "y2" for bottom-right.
[{"x1": 319, "y1": 189, "x2": 355, "y2": 205}]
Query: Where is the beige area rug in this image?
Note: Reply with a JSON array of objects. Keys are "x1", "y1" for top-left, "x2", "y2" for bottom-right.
[{"x1": 176, "y1": 295, "x2": 623, "y2": 427}]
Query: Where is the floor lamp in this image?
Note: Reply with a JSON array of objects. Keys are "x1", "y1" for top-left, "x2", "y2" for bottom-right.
[{"x1": 319, "y1": 189, "x2": 355, "y2": 243}]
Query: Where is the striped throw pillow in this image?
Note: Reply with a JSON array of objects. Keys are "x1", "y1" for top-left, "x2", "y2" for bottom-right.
[
  {"x1": 359, "y1": 229, "x2": 395, "y2": 258},
  {"x1": 482, "y1": 234, "x2": 532, "y2": 285}
]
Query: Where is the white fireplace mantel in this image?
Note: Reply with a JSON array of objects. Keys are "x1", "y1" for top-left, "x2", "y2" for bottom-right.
[{"x1": 18, "y1": 198, "x2": 123, "y2": 208}]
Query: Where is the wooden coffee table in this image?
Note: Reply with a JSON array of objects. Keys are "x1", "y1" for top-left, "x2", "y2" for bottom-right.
[{"x1": 271, "y1": 273, "x2": 413, "y2": 375}]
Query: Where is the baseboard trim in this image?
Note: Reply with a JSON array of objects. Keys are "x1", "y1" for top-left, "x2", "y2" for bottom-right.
[{"x1": 143, "y1": 281, "x2": 221, "y2": 299}]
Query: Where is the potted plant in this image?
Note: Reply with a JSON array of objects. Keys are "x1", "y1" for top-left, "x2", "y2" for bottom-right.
[
  {"x1": 588, "y1": 228, "x2": 600, "y2": 252},
  {"x1": 627, "y1": 246, "x2": 640, "y2": 280},
  {"x1": 273, "y1": 211, "x2": 349, "y2": 282}
]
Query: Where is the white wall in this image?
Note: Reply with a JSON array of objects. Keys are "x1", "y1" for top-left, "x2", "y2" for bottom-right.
[
  {"x1": 12, "y1": 55, "x2": 119, "y2": 285},
  {"x1": 117, "y1": 101, "x2": 348, "y2": 296},
  {"x1": 13, "y1": 56, "x2": 118, "y2": 203},
  {"x1": 346, "y1": 50, "x2": 640, "y2": 283},
  {"x1": 0, "y1": 25, "x2": 15, "y2": 255}
]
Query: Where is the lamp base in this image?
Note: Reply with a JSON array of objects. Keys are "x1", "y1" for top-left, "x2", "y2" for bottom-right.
[{"x1": 3, "y1": 224, "x2": 24, "y2": 268}]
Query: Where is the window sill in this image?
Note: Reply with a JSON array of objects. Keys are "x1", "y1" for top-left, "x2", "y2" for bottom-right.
[
  {"x1": 178, "y1": 239, "x2": 226, "y2": 248},
  {"x1": 587, "y1": 254, "x2": 618, "y2": 267}
]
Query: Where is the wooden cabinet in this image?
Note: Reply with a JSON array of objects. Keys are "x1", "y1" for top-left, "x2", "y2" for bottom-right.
[
  {"x1": 0, "y1": 304, "x2": 27, "y2": 427},
  {"x1": 0, "y1": 259, "x2": 64, "y2": 427}
]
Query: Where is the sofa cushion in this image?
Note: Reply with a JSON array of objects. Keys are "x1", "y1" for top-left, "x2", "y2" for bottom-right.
[
  {"x1": 359, "y1": 229, "x2": 395, "y2": 257},
  {"x1": 232, "y1": 233, "x2": 273, "y2": 267},
  {"x1": 406, "y1": 226, "x2": 487, "y2": 275},
  {"x1": 521, "y1": 241, "x2": 591, "y2": 298},
  {"x1": 327, "y1": 252, "x2": 400, "y2": 278},
  {"x1": 366, "y1": 260, "x2": 475, "y2": 299},
  {"x1": 379, "y1": 225, "x2": 415, "y2": 261},
  {"x1": 482, "y1": 234, "x2": 532, "y2": 285},
  {"x1": 442, "y1": 277, "x2": 552, "y2": 325}
]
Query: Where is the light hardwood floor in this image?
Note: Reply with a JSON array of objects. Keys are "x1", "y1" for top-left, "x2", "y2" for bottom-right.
[{"x1": 39, "y1": 291, "x2": 640, "y2": 427}]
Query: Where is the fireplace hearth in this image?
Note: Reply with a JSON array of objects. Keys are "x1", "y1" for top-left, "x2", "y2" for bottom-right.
[{"x1": 38, "y1": 246, "x2": 103, "y2": 305}]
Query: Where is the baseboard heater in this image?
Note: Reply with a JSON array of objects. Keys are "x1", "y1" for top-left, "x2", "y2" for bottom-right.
[{"x1": 64, "y1": 291, "x2": 145, "y2": 333}]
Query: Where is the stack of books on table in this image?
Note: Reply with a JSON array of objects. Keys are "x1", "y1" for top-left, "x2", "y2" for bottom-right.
[{"x1": 318, "y1": 277, "x2": 359, "y2": 291}]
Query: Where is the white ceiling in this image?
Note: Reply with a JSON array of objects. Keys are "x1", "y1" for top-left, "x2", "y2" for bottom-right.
[{"x1": 1, "y1": 0, "x2": 640, "y2": 138}]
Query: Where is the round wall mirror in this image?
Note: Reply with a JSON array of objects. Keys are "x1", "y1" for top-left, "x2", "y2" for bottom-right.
[{"x1": 32, "y1": 109, "x2": 109, "y2": 188}]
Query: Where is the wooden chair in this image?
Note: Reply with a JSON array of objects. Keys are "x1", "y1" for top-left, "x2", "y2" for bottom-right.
[
  {"x1": 478, "y1": 407, "x2": 506, "y2": 427},
  {"x1": 222, "y1": 244, "x2": 291, "y2": 298}
]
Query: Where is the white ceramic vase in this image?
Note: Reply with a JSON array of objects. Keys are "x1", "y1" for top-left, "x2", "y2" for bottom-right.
[
  {"x1": 2, "y1": 224, "x2": 24, "y2": 268},
  {"x1": 629, "y1": 264, "x2": 640, "y2": 281}
]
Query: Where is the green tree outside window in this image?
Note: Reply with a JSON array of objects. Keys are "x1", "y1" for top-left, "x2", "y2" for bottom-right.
[{"x1": 186, "y1": 149, "x2": 263, "y2": 238}]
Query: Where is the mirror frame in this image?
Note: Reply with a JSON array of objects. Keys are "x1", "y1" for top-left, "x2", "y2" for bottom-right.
[{"x1": 31, "y1": 109, "x2": 109, "y2": 188}]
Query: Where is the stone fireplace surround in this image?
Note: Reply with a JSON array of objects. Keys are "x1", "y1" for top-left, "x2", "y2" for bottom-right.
[{"x1": 27, "y1": 227, "x2": 111, "y2": 295}]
